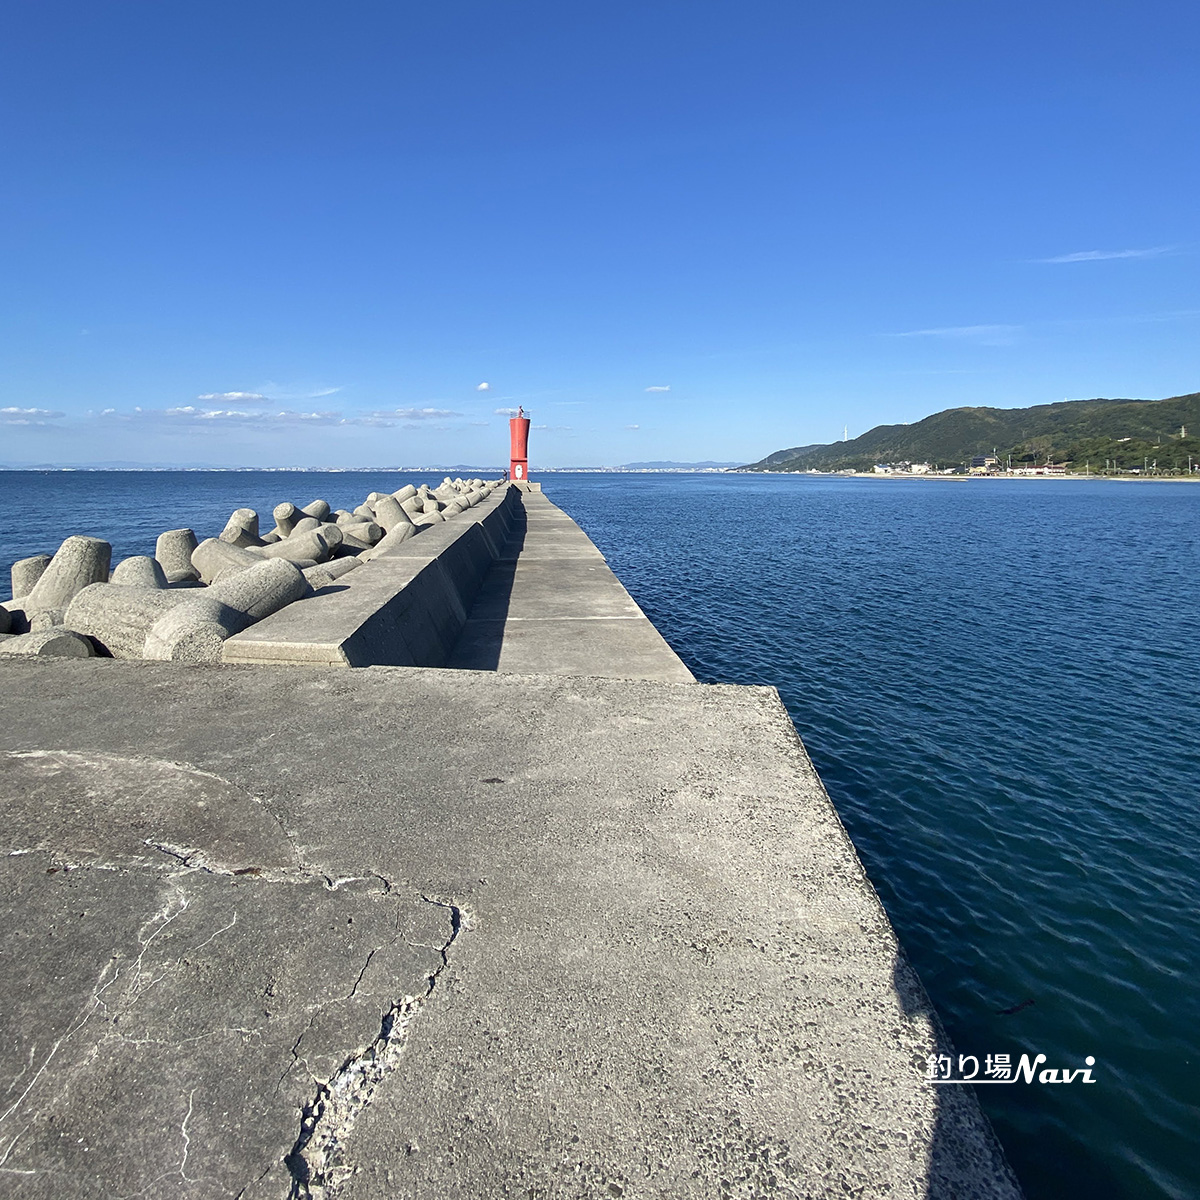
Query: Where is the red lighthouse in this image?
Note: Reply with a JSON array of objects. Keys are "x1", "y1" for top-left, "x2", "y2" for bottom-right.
[{"x1": 509, "y1": 406, "x2": 531, "y2": 482}]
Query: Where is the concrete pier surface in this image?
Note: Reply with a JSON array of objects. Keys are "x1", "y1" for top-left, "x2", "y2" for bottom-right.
[
  {"x1": 0, "y1": 487, "x2": 1021, "y2": 1199},
  {"x1": 448, "y1": 491, "x2": 695, "y2": 682}
]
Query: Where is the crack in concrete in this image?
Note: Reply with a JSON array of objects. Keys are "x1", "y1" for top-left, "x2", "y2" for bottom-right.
[{"x1": 283, "y1": 896, "x2": 466, "y2": 1200}]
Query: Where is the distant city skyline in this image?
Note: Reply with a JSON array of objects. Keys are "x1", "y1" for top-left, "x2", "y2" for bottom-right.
[{"x1": 2, "y1": 1, "x2": 1197, "y2": 467}]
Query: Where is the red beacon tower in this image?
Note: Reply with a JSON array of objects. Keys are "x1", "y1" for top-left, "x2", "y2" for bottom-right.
[{"x1": 509, "y1": 406, "x2": 531, "y2": 482}]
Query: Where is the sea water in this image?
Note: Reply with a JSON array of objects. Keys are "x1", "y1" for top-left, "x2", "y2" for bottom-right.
[{"x1": 0, "y1": 469, "x2": 1196, "y2": 1199}]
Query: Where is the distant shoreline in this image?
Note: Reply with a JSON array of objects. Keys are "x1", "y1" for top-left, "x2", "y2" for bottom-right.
[{"x1": 746, "y1": 471, "x2": 1200, "y2": 483}]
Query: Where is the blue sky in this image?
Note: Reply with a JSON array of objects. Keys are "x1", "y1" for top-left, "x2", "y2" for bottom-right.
[{"x1": 1, "y1": 0, "x2": 1197, "y2": 467}]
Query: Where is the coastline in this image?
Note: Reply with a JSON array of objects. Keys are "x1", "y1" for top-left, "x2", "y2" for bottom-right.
[{"x1": 746, "y1": 471, "x2": 1200, "y2": 482}]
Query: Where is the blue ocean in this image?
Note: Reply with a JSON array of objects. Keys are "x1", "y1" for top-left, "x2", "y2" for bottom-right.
[{"x1": 1, "y1": 470, "x2": 1197, "y2": 1200}]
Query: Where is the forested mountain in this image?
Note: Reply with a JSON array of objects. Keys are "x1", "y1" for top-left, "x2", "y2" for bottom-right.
[{"x1": 742, "y1": 392, "x2": 1200, "y2": 473}]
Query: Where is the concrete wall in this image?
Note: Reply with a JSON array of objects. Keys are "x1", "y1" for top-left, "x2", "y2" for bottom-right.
[{"x1": 223, "y1": 484, "x2": 520, "y2": 667}]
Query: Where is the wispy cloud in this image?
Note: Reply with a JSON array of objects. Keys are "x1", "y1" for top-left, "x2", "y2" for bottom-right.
[
  {"x1": 247, "y1": 382, "x2": 344, "y2": 401},
  {"x1": 1, "y1": 406, "x2": 65, "y2": 426},
  {"x1": 161, "y1": 406, "x2": 358, "y2": 426},
  {"x1": 370, "y1": 407, "x2": 461, "y2": 421},
  {"x1": 476, "y1": 382, "x2": 491, "y2": 391},
  {"x1": 894, "y1": 324, "x2": 1022, "y2": 345},
  {"x1": 1037, "y1": 246, "x2": 1177, "y2": 264},
  {"x1": 196, "y1": 391, "x2": 267, "y2": 402},
  {"x1": 532, "y1": 424, "x2": 571, "y2": 431},
  {"x1": 494, "y1": 407, "x2": 520, "y2": 416},
  {"x1": 644, "y1": 385, "x2": 671, "y2": 393},
  {"x1": 625, "y1": 424, "x2": 640, "y2": 430}
]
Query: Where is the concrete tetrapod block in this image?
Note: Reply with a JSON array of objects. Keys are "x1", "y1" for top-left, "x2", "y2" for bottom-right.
[
  {"x1": 288, "y1": 516, "x2": 321, "y2": 538},
  {"x1": 144, "y1": 560, "x2": 309, "y2": 663},
  {"x1": 393, "y1": 483, "x2": 418, "y2": 502},
  {"x1": 0, "y1": 606, "x2": 9, "y2": 635},
  {"x1": 300, "y1": 499, "x2": 331, "y2": 522},
  {"x1": 372, "y1": 495, "x2": 417, "y2": 535},
  {"x1": 340, "y1": 521, "x2": 381, "y2": 544},
  {"x1": 302, "y1": 558, "x2": 363, "y2": 590},
  {"x1": 155, "y1": 529, "x2": 200, "y2": 583},
  {"x1": 111, "y1": 556, "x2": 169, "y2": 589},
  {"x1": 192, "y1": 538, "x2": 261, "y2": 584},
  {"x1": 24, "y1": 536, "x2": 112, "y2": 615},
  {"x1": 336, "y1": 531, "x2": 374, "y2": 554},
  {"x1": 29, "y1": 609, "x2": 66, "y2": 631},
  {"x1": 360, "y1": 521, "x2": 419, "y2": 559},
  {"x1": 254, "y1": 530, "x2": 331, "y2": 565},
  {"x1": 413, "y1": 510, "x2": 445, "y2": 527},
  {"x1": 353, "y1": 503, "x2": 376, "y2": 520},
  {"x1": 399, "y1": 496, "x2": 423, "y2": 516},
  {"x1": 206, "y1": 557, "x2": 310, "y2": 621},
  {"x1": 0, "y1": 628, "x2": 94, "y2": 657},
  {"x1": 315, "y1": 523, "x2": 345, "y2": 552},
  {"x1": 11, "y1": 554, "x2": 52, "y2": 600},
  {"x1": 142, "y1": 597, "x2": 243, "y2": 663},
  {"x1": 65, "y1": 583, "x2": 194, "y2": 658},
  {"x1": 219, "y1": 508, "x2": 264, "y2": 548},
  {"x1": 273, "y1": 502, "x2": 301, "y2": 537}
]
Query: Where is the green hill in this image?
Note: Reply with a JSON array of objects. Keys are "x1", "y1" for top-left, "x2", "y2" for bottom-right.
[{"x1": 743, "y1": 391, "x2": 1200, "y2": 474}]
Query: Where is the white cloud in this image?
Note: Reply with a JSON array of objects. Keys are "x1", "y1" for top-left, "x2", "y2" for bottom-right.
[
  {"x1": 1038, "y1": 246, "x2": 1176, "y2": 264},
  {"x1": 625, "y1": 424, "x2": 640, "y2": 430},
  {"x1": 644, "y1": 385, "x2": 671, "y2": 393},
  {"x1": 494, "y1": 407, "x2": 520, "y2": 416},
  {"x1": 158, "y1": 406, "x2": 364, "y2": 427},
  {"x1": 1, "y1": 406, "x2": 65, "y2": 426},
  {"x1": 476, "y1": 382, "x2": 491, "y2": 391},
  {"x1": 894, "y1": 324, "x2": 1021, "y2": 345},
  {"x1": 196, "y1": 391, "x2": 267, "y2": 402}
]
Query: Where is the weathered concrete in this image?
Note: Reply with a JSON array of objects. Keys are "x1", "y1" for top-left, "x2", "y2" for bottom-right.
[
  {"x1": 222, "y1": 486, "x2": 519, "y2": 667},
  {"x1": 0, "y1": 628, "x2": 94, "y2": 657},
  {"x1": 111, "y1": 555, "x2": 169, "y2": 589},
  {"x1": 11, "y1": 554, "x2": 52, "y2": 600},
  {"x1": 155, "y1": 528, "x2": 200, "y2": 584},
  {"x1": 64, "y1": 583, "x2": 194, "y2": 658},
  {"x1": 192, "y1": 537, "x2": 260, "y2": 584},
  {"x1": 0, "y1": 658, "x2": 1021, "y2": 1198},
  {"x1": 252, "y1": 529, "x2": 332, "y2": 565},
  {"x1": 219, "y1": 507, "x2": 265, "y2": 548},
  {"x1": 448, "y1": 490, "x2": 695, "y2": 683},
  {"x1": 303, "y1": 557, "x2": 363, "y2": 591},
  {"x1": 372, "y1": 495, "x2": 416, "y2": 535},
  {"x1": 301, "y1": 499, "x2": 332, "y2": 522},
  {"x1": 23, "y1": 536, "x2": 111, "y2": 615}
]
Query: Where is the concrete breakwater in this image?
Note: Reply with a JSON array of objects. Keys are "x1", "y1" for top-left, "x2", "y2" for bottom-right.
[
  {"x1": 0, "y1": 476, "x2": 502, "y2": 663},
  {"x1": 0, "y1": 483, "x2": 1022, "y2": 1198}
]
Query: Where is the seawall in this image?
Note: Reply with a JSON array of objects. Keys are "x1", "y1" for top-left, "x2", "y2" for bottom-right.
[{"x1": 0, "y1": 483, "x2": 1022, "y2": 1198}]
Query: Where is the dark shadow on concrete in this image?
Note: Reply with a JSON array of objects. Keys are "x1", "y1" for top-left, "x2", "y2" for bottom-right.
[
  {"x1": 445, "y1": 505, "x2": 527, "y2": 670},
  {"x1": 891, "y1": 954, "x2": 1025, "y2": 1198}
]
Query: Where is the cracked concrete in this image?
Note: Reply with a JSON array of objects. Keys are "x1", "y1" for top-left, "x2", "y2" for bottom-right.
[
  {"x1": 285, "y1": 897, "x2": 466, "y2": 1199},
  {"x1": 0, "y1": 660, "x2": 1021, "y2": 1199},
  {"x1": 0, "y1": 748, "x2": 454, "y2": 1199}
]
